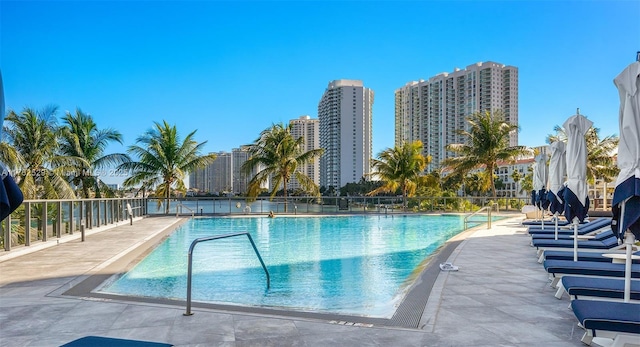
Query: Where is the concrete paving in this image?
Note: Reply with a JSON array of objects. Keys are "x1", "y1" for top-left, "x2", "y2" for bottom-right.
[{"x1": 0, "y1": 215, "x2": 587, "y2": 346}]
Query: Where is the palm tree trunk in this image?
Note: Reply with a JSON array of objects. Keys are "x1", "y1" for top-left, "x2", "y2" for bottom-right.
[
  {"x1": 165, "y1": 182, "x2": 170, "y2": 214},
  {"x1": 82, "y1": 182, "x2": 90, "y2": 199},
  {"x1": 402, "y1": 181, "x2": 407, "y2": 211},
  {"x1": 283, "y1": 178, "x2": 288, "y2": 213}
]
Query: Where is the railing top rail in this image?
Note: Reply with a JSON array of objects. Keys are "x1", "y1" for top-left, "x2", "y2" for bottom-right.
[{"x1": 22, "y1": 197, "x2": 144, "y2": 203}]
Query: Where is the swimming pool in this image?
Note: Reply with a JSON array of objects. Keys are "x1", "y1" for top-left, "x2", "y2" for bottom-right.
[{"x1": 99, "y1": 215, "x2": 480, "y2": 318}]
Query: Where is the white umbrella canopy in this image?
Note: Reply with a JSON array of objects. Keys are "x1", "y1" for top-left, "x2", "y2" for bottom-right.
[
  {"x1": 562, "y1": 112, "x2": 592, "y2": 262},
  {"x1": 547, "y1": 141, "x2": 566, "y2": 239},
  {"x1": 613, "y1": 60, "x2": 640, "y2": 303},
  {"x1": 613, "y1": 60, "x2": 640, "y2": 240},
  {"x1": 562, "y1": 112, "x2": 592, "y2": 223},
  {"x1": 547, "y1": 141, "x2": 566, "y2": 215}
]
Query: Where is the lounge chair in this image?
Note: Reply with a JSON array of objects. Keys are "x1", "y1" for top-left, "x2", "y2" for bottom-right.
[
  {"x1": 533, "y1": 234, "x2": 624, "y2": 262},
  {"x1": 531, "y1": 228, "x2": 615, "y2": 241},
  {"x1": 556, "y1": 276, "x2": 640, "y2": 301},
  {"x1": 542, "y1": 250, "x2": 640, "y2": 263},
  {"x1": 543, "y1": 259, "x2": 640, "y2": 287},
  {"x1": 571, "y1": 300, "x2": 640, "y2": 346},
  {"x1": 527, "y1": 217, "x2": 610, "y2": 235}
]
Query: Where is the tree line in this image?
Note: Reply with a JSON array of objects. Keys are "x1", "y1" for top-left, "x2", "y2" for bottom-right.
[{"x1": 1, "y1": 107, "x2": 619, "y2": 212}]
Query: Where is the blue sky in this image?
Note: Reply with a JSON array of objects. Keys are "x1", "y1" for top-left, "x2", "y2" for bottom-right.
[{"x1": 2, "y1": 1, "x2": 639, "y2": 184}]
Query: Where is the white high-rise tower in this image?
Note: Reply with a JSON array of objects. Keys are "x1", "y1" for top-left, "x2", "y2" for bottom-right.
[
  {"x1": 395, "y1": 62, "x2": 518, "y2": 171},
  {"x1": 289, "y1": 115, "x2": 320, "y2": 190},
  {"x1": 318, "y1": 79, "x2": 374, "y2": 191}
]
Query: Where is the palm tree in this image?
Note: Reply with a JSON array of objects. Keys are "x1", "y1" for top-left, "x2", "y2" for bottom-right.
[
  {"x1": 0, "y1": 141, "x2": 22, "y2": 172},
  {"x1": 59, "y1": 109, "x2": 130, "y2": 198},
  {"x1": 510, "y1": 168, "x2": 522, "y2": 198},
  {"x1": 367, "y1": 140, "x2": 429, "y2": 210},
  {"x1": 585, "y1": 128, "x2": 619, "y2": 185},
  {"x1": 117, "y1": 121, "x2": 216, "y2": 213},
  {"x1": 4, "y1": 106, "x2": 77, "y2": 199},
  {"x1": 241, "y1": 123, "x2": 324, "y2": 211},
  {"x1": 442, "y1": 110, "x2": 530, "y2": 199}
]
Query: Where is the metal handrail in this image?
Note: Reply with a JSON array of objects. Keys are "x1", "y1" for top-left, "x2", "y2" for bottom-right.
[
  {"x1": 176, "y1": 203, "x2": 195, "y2": 218},
  {"x1": 184, "y1": 232, "x2": 270, "y2": 316},
  {"x1": 464, "y1": 202, "x2": 498, "y2": 230}
]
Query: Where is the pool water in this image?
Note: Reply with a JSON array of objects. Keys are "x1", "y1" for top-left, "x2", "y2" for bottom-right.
[{"x1": 100, "y1": 215, "x2": 479, "y2": 318}]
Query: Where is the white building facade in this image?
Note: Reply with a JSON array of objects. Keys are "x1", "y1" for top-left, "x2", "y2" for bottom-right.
[
  {"x1": 318, "y1": 79, "x2": 374, "y2": 191},
  {"x1": 395, "y1": 61, "x2": 518, "y2": 172},
  {"x1": 189, "y1": 152, "x2": 232, "y2": 195},
  {"x1": 289, "y1": 115, "x2": 320, "y2": 190},
  {"x1": 232, "y1": 146, "x2": 251, "y2": 195},
  {"x1": 210, "y1": 152, "x2": 232, "y2": 194}
]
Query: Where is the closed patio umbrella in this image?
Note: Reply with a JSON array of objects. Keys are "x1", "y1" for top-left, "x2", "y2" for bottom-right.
[
  {"x1": 547, "y1": 141, "x2": 566, "y2": 239},
  {"x1": 533, "y1": 152, "x2": 549, "y2": 227},
  {"x1": 562, "y1": 111, "x2": 593, "y2": 261},
  {"x1": 0, "y1": 69, "x2": 24, "y2": 222},
  {"x1": 613, "y1": 59, "x2": 640, "y2": 302}
]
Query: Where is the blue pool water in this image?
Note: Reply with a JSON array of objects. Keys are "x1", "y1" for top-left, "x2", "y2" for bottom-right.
[{"x1": 100, "y1": 215, "x2": 480, "y2": 318}]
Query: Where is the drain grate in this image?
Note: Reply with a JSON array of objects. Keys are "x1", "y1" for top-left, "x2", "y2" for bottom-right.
[{"x1": 387, "y1": 241, "x2": 460, "y2": 328}]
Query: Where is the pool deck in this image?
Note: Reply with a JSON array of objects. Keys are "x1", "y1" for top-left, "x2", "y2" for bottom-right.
[{"x1": 0, "y1": 216, "x2": 586, "y2": 346}]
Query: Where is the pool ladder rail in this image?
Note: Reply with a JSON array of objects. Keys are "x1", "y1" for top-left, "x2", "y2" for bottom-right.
[
  {"x1": 176, "y1": 202, "x2": 195, "y2": 218},
  {"x1": 463, "y1": 202, "x2": 498, "y2": 230},
  {"x1": 184, "y1": 232, "x2": 270, "y2": 316}
]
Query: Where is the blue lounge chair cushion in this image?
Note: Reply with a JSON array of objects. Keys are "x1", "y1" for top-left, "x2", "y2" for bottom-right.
[
  {"x1": 61, "y1": 336, "x2": 173, "y2": 347},
  {"x1": 571, "y1": 300, "x2": 640, "y2": 335},
  {"x1": 532, "y1": 229, "x2": 614, "y2": 241},
  {"x1": 562, "y1": 276, "x2": 640, "y2": 300},
  {"x1": 544, "y1": 259, "x2": 640, "y2": 278},
  {"x1": 527, "y1": 218, "x2": 610, "y2": 234},
  {"x1": 533, "y1": 235, "x2": 619, "y2": 249},
  {"x1": 544, "y1": 250, "x2": 640, "y2": 263}
]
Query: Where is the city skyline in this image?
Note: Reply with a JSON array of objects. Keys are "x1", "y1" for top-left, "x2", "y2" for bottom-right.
[{"x1": 2, "y1": 1, "x2": 638, "y2": 185}]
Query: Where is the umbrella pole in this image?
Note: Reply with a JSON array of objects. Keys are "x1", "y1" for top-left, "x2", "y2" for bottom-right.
[
  {"x1": 573, "y1": 217, "x2": 579, "y2": 261},
  {"x1": 554, "y1": 212, "x2": 559, "y2": 240},
  {"x1": 624, "y1": 231, "x2": 634, "y2": 302},
  {"x1": 620, "y1": 200, "x2": 634, "y2": 302}
]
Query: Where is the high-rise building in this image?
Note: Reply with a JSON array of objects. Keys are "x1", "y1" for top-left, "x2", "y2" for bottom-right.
[
  {"x1": 395, "y1": 61, "x2": 518, "y2": 171},
  {"x1": 289, "y1": 115, "x2": 320, "y2": 190},
  {"x1": 189, "y1": 152, "x2": 216, "y2": 193},
  {"x1": 318, "y1": 79, "x2": 374, "y2": 191},
  {"x1": 210, "y1": 152, "x2": 232, "y2": 194},
  {"x1": 188, "y1": 167, "x2": 205, "y2": 193},
  {"x1": 189, "y1": 151, "x2": 232, "y2": 194},
  {"x1": 232, "y1": 146, "x2": 251, "y2": 195}
]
